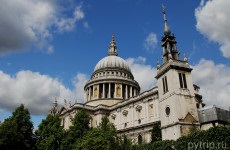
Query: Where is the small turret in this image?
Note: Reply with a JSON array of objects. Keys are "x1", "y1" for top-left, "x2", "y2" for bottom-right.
[
  {"x1": 108, "y1": 34, "x2": 118, "y2": 56},
  {"x1": 49, "y1": 97, "x2": 59, "y2": 115}
]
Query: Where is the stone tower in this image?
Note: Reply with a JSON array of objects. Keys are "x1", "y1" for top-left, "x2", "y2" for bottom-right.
[{"x1": 156, "y1": 6, "x2": 200, "y2": 140}]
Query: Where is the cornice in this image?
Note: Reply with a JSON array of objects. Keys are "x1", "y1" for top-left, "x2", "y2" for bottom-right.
[
  {"x1": 59, "y1": 86, "x2": 159, "y2": 116},
  {"x1": 155, "y1": 59, "x2": 192, "y2": 79},
  {"x1": 84, "y1": 76, "x2": 140, "y2": 90}
]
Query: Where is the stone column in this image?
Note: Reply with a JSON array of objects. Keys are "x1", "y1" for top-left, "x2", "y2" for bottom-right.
[
  {"x1": 130, "y1": 86, "x2": 133, "y2": 98},
  {"x1": 89, "y1": 87, "x2": 91, "y2": 101},
  {"x1": 134, "y1": 88, "x2": 136, "y2": 96},
  {"x1": 117, "y1": 108, "x2": 121, "y2": 129},
  {"x1": 114, "y1": 83, "x2": 117, "y2": 98},
  {"x1": 120, "y1": 84, "x2": 123, "y2": 98},
  {"x1": 145, "y1": 101, "x2": 149, "y2": 123},
  {"x1": 125, "y1": 85, "x2": 128, "y2": 99},
  {"x1": 92, "y1": 85, "x2": 95, "y2": 100},
  {"x1": 108, "y1": 83, "x2": 111, "y2": 98},
  {"x1": 102, "y1": 83, "x2": 105, "y2": 98},
  {"x1": 84, "y1": 89, "x2": 88, "y2": 102},
  {"x1": 131, "y1": 104, "x2": 134, "y2": 127}
]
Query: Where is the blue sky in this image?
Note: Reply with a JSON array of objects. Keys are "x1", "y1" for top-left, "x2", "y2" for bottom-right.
[{"x1": 0, "y1": 0, "x2": 230, "y2": 128}]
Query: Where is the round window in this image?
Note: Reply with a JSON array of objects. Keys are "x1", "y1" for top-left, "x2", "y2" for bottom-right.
[{"x1": 165, "y1": 106, "x2": 170, "y2": 116}]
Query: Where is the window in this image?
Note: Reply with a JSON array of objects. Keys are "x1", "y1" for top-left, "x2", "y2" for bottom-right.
[
  {"x1": 165, "y1": 106, "x2": 170, "y2": 116},
  {"x1": 162, "y1": 76, "x2": 168, "y2": 93},
  {"x1": 138, "y1": 119, "x2": 141, "y2": 124},
  {"x1": 138, "y1": 134, "x2": 143, "y2": 144},
  {"x1": 178, "y1": 73, "x2": 187, "y2": 88}
]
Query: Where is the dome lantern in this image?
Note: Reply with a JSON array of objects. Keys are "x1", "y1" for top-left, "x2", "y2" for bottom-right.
[{"x1": 108, "y1": 34, "x2": 118, "y2": 56}]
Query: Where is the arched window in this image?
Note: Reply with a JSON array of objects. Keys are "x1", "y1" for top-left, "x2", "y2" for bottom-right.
[{"x1": 138, "y1": 134, "x2": 142, "y2": 144}]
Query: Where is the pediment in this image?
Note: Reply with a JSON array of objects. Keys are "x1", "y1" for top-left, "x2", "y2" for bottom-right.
[{"x1": 183, "y1": 112, "x2": 197, "y2": 123}]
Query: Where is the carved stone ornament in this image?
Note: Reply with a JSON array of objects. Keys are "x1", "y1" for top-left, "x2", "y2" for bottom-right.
[{"x1": 122, "y1": 110, "x2": 128, "y2": 116}]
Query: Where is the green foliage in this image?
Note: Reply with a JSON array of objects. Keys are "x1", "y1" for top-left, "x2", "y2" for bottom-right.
[
  {"x1": 77, "y1": 128, "x2": 110, "y2": 150},
  {"x1": 35, "y1": 114, "x2": 63, "y2": 150},
  {"x1": 0, "y1": 104, "x2": 36, "y2": 150},
  {"x1": 76, "y1": 116, "x2": 118, "y2": 150},
  {"x1": 132, "y1": 140, "x2": 175, "y2": 150},
  {"x1": 60, "y1": 110, "x2": 91, "y2": 150},
  {"x1": 117, "y1": 135, "x2": 133, "y2": 150},
  {"x1": 4, "y1": 105, "x2": 228, "y2": 150},
  {"x1": 175, "y1": 126, "x2": 230, "y2": 150},
  {"x1": 151, "y1": 122, "x2": 162, "y2": 142},
  {"x1": 130, "y1": 126, "x2": 230, "y2": 150},
  {"x1": 69, "y1": 110, "x2": 91, "y2": 139}
]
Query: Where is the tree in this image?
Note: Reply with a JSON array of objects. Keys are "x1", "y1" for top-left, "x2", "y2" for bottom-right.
[
  {"x1": 60, "y1": 110, "x2": 91, "y2": 150},
  {"x1": 151, "y1": 122, "x2": 162, "y2": 142},
  {"x1": 117, "y1": 134, "x2": 133, "y2": 150},
  {"x1": 35, "y1": 114, "x2": 63, "y2": 150},
  {"x1": 0, "y1": 104, "x2": 36, "y2": 150},
  {"x1": 77, "y1": 116, "x2": 118, "y2": 150}
]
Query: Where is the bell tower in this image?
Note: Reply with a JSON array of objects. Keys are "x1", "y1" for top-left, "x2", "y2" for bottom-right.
[{"x1": 156, "y1": 5, "x2": 200, "y2": 140}]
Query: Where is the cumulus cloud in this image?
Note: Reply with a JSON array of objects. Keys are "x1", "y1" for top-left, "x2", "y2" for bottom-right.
[
  {"x1": 126, "y1": 56, "x2": 230, "y2": 110},
  {"x1": 0, "y1": 0, "x2": 85, "y2": 55},
  {"x1": 144, "y1": 32, "x2": 158, "y2": 51},
  {"x1": 0, "y1": 70, "x2": 89, "y2": 115},
  {"x1": 126, "y1": 57, "x2": 157, "y2": 92},
  {"x1": 72, "y1": 73, "x2": 89, "y2": 103},
  {"x1": 55, "y1": 5, "x2": 85, "y2": 32},
  {"x1": 195, "y1": 0, "x2": 230, "y2": 58},
  {"x1": 192, "y1": 59, "x2": 230, "y2": 109}
]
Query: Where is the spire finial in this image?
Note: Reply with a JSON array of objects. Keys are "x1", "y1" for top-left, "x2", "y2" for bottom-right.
[
  {"x1": 184, "y1": 53, "x2": 188, "y2": 62},
  {"x1": 54, "y1": 97, "x2": 57, "y2": 104},
  {"x1": 157, "y1": 61, "x2": 161, "y2": 69},
  {"x1": 49, "y1": 97, "x2": 59, "y2": 115},
  {"x1": 112, "y1": 33, "x2": 115, "y2": 41},
  {"x1": 162, "y1": 4, "x2": 166, "y2": 14},
  {"x1": 162, "y1": 5, "x2": 171, "y2": 36},
  {"x1": 108, "y1": 33, "x2": 118, "y2": 56}
]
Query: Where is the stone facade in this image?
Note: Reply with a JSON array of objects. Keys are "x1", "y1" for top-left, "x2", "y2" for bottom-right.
[{"x1": 49, "y1": 7, "x2": 229, "y2": 143}]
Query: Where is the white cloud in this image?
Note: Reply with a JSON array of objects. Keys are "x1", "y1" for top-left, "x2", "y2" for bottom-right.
[
  {"x1": 55, "y1": 5, "x2": 85, "y2": 32},
  {"x1": 0, "y1": 0, "x2": 85, "y2": 54},
  {"x1": 0, "y1": 70, "x2": 74, "y2": 115},
  {"x1": 192, "y1": 59, "x2": 230, "y2": 109},
  {"x1": 126, "y1": 57, "x2": 157, "y2": 92},
  {"x1": 126, "y1": 56, "x2": 230, "y2": 110},
  {"x1": 72, "y1": 73, "x2": 89, "y2": 103},
  {"x1": 144, "y1": 32, "x2": 158, "y2": 51},
  {"x1": 83, "y1": 22, "x2": 90, "y2": 29},
  {"x1": 0, "y1": 70, "x2": 90, "y2": 115},
  {"x1": 195, "y1": 0, "x2": 230, "y2": 58}
]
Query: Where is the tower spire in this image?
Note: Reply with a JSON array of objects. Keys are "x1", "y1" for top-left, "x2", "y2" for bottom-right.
[
  {"x1": 108, "y1": 34, "x2": 118, "y2": 56},
  {"x1": 161, "y1": 5, "x2": 180, "y2": 63},
  {"x1": 162, "y1": 5, "x2": 171, "y2": 36}
]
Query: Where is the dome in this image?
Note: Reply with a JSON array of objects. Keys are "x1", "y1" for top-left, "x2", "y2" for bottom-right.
[
  {"x1": 94, "y1": 55, "x2": 131, "y2": 72},
  {"x1": 84, "y1": 34, "x2": 140, "y2": 107}
]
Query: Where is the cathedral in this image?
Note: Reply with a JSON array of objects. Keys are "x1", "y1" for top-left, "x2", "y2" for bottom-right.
[{"x1": 49, "y1": 7, "x2": 230, "y2": 143}]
